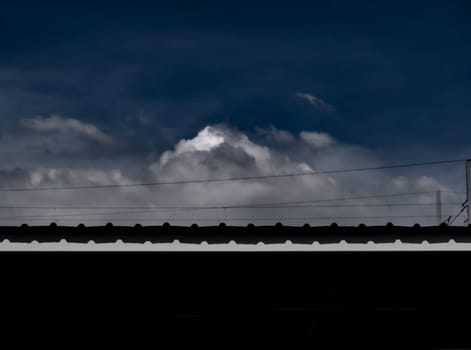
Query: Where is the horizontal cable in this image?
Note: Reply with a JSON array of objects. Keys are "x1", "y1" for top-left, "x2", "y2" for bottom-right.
[
  {"x1": 0, "y1": 158, "x2": 467, "y2": 192},
  {"x1": 0, "y1": 202, "x2": 461, "y2": 211},
  {"x1": 248, "y1": 191, "x2": 442, "y2": 206},
  {"x1": 0, "y1": 214, "x2": 453, "y2": 222},
  {"x1": 0, "y1": 202, "x2": 460, "y2": 220},
  {"x1": 0, "y1": 190, "x2": 457, "y2": 210}
]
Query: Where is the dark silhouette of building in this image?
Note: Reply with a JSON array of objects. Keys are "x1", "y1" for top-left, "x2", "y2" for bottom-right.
[{"x1": 1, "y1": 223, "x2": 470, "y2": 348}]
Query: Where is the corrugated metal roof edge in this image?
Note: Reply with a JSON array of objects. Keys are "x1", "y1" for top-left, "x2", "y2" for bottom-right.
[{"x1": 1, "y1": 222, "x2": 470, "y2": 243}]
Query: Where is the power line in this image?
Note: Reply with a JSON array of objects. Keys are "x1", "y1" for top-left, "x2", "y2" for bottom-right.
[
  {"x1": 442, "y1": 190, "x2": 467, "y2": 195},
  {"x1": 0, "y1": 202, "x2": 461, "y2": 221},
  {"x1": 0, "y1": 189, "x2": 460, "y2": 224},
  {"x1": 449, "y1": 204, "x2": 468, "y2": 225},
  {"x1": 0, "y1": 201, "x2": 461, "y2": 211},
  {"x1": 0, "y1": 158, "x2": 466, "y2": 192},
  {"x1": 0, "y1": 190, "x2": 450, "y2": 210},
  {"x1": 0, "y1": 214, "x2": 451, "y2": 222},
  {"x1": 0, "y1": 191, "x2": 457, "y2": 219},
  {"x1": 254, "y1": 191, "x2": 440, "y2": 206}
]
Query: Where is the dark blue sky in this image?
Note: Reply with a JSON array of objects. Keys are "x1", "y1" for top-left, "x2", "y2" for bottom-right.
[{"x1": 1, "y1": 0, "x2": 470, "y2": 158}]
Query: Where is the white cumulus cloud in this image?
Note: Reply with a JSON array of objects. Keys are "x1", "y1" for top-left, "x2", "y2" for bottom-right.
[{"x1": 153, "y1": 125, "x2": 309, "y2": 182}]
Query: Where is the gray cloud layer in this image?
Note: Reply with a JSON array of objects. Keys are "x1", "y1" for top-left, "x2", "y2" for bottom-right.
[{"x1": 0, "y1": 124, "x2": 464, "y2": 227}]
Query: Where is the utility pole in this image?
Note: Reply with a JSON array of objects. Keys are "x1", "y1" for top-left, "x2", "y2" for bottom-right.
[
  {"x1": 466, "y1": 160, "x2": 471, "y2": 225},
  {"x1": 436, "y1": 190, "x2": 442, "y2": 225}
]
